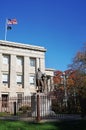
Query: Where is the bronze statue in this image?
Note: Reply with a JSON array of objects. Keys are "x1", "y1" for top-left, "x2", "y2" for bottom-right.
[
  {"x1": 36, "y1": 68, "x2": 48, "y2": 93},
  {"x1": 36, "y1": 68, "x2": 43, "y2": 92}
]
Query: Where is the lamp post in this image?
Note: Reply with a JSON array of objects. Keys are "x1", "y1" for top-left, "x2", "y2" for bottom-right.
[{"x1": 61, "y1": 72, "x2": 68, "y2": 108}]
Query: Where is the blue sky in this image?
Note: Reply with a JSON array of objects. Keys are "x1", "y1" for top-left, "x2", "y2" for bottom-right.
[{"x1": 0, "y1": 0, "x2": 86, "y2": 71}]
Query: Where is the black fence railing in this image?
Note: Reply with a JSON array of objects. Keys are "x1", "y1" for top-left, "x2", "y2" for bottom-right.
[{"x1": 0, "y1": 94, "x2": 85, "y2": 121}]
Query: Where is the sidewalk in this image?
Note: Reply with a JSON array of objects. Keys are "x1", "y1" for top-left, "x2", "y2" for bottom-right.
[{"x1": 0, "y1": 114, "x2": 86, "y2": 122}]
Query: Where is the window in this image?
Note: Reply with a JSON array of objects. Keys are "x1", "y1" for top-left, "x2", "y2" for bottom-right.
[
  {"x1": 29, "y1": 75, "x2": 35, "y2": 85},
  {"x1": 17, "y1": 93, "x2": 23, "y2": 104},
  {"x1": 3, "y1": 55, "x2": 9, "y2": 64},
  {"x1": 17, "y1": 56, "x2": 23, "y2": 66},
  {"x1": 2, "y1": 94, "x2": 8, "y2": 107},
  {"x1": 16, "y1": 75, "x2": 22, "y2": 84},
  {"x1": 30, "y1": 58, "x2": 36, "y2": 67},
  {"x1": 2, "y1": 73, "x2": 8, "y2": 83}
]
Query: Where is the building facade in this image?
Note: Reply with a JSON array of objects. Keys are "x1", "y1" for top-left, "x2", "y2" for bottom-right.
[
  {"x1": 0, "y1": 40, "x2": 54, "y2": 101},
  {"x1": 0, "y1": 40, "x2": 47, "y2": 99}
]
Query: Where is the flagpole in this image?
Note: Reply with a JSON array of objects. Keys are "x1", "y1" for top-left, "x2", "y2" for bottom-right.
[{"x1": 5, "y1": 18, "x2": 7, "y2": 41}]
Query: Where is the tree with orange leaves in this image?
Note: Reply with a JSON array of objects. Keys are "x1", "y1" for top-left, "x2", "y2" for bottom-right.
[{"x1": 68, "y1": 44, "x2": 86, "y2": 116}]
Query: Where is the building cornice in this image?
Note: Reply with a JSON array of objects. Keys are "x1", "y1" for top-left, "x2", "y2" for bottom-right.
[
  {"x1": 45, "y1": 68, "x2": 55, "y2": 71},
  {"x1": 0, "y1": 40, "x2": 46, "y2": 52}
]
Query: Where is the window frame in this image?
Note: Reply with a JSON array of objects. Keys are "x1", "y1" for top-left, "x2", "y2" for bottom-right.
[
  {"x1": 17, "y1": 93, "x2": 23, "y2": 104},
  {"x1": 29, "y1": 75, "x2": 35, "y2": 85},
  {"x1": 3, "y1": 54, "x2": 9, "y2": 64},
  {"x1": 30, "y1": 58, "x2": 36, "y2": 67},
  {"x1": 16, "y1": 56, "x2": 23, "y2": 66},
  {"x1": 16, "y1": 74, "x2": 22, "y2": 84},
  {"x1": 2, "y1": 73, "x2": 9, "y2": 83},
  {"x1": 2, "y1": 94, "x2": 8, "y2": 107}
]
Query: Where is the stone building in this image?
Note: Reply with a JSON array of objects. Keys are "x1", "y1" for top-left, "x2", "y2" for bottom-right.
[{"x1": 0, "y1": 40, "x2": 54, "y2": 101}]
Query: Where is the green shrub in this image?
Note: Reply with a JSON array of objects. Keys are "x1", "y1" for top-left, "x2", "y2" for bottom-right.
[{"x1": 19, "y1": 105, "x2": 31, "y2": 113}]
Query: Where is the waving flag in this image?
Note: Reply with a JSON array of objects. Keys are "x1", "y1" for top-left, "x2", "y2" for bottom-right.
[
  {"x1": 7, "y1": 19, "x2": 18, "y2": 24},
  {"x1": 7, "y1": 26, "x2": 12, "y2": 30},
  {"x1": 5, "y1": 18, "x2": 18, "y2": 40}
]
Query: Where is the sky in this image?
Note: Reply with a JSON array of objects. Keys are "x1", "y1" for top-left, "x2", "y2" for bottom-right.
[{"x1": 0, "y1": 0, "x2": 86, "y2": 71}]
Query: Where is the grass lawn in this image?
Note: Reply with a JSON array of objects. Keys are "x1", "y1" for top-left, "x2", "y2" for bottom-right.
[{"x1": 0, "y1": 119, "x2": 86, "y2": 130}]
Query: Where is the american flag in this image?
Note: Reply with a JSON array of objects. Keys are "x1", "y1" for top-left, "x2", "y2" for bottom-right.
[{"x1": 7, "y1": 19, "x2": 18, "y2": 24}]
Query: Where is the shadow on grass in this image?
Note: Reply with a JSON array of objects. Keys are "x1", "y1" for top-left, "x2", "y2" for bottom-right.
[
  {"x1": 0, "y1": 119, "x2": 86, "y2": 130},
  {"x1": 54, "y1": 120, "x2": 86, "y2": 130}
]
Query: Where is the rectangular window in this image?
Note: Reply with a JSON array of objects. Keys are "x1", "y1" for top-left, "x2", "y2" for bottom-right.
[
  {"x1": 29, "y1": 75, "x2": 35, "y2": 85},
  {"x1": 3, "y1": 55, "x2": 9, "y2": 64},
  {"x1": 16, "y1": 75, "x2": 22, "y2": 84},
  {"x1": 2, "y1": 73, "x2": 8, "y2": 83},
  {"x1": 17, "y1": 93, "x2": 23, "y2": 104},
  {"x1": 2, "y1": 94, "x2": 8, "y2": 107},
  {"x1": 30, "y1": 58, "x2": 36, "y2": 67},
  {"x1": 17, "y1": 56, "x2": 23, "y2": 66}
]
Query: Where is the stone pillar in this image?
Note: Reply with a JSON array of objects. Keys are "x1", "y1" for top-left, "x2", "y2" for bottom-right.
[
  {"x1": 36, "y1": 58, "x2": 40, "y2": 70},
  {"x1": 36, "y1": 57, "x2": 45, "y2": 73},
  {"x1": 31, "y1": 93, "x2": 52, "y2": 117},
  {"x1": 24, "y1": 56, "x2": 30, "y2": 95},
  {"x1": 10, "y1": 55, "x2": 16, "y2": 96},
  {"x1": 40, "y1": 58, "x2": 45, "y2": 73}
]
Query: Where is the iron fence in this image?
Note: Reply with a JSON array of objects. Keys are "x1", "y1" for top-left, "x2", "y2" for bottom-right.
[{"x1": 0, "y1": 94, "x2": 84, "y2": 121}]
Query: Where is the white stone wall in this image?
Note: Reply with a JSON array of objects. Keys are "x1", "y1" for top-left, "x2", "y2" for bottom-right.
[
  {"x1": 45, "y1": 68, "x2": 55, "y2": 91},
  {"x1": 0, "y1": 40, "x2": 46, "y2": 97}
]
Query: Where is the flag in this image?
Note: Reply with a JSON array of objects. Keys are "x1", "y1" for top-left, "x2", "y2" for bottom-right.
[
  {"x1": 7, "y1": 26, "x2": 12, "y2": 30},
  {"x1": 5, "y1": 18, "x2": 18, "y2": 40},
  {"x1": 7, "y1": 19, "x2": 18, "y2": 24}
]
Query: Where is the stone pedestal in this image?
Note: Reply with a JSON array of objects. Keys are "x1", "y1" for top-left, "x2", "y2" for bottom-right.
[{"x1": 31, "y1": 93, "x2": 52, "y2": 117}]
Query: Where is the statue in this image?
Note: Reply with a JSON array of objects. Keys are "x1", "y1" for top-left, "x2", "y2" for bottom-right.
[
  {"x1": 41, "y1": 73, "x2": 47, "y2": 93},
  {"x1": 36, "y1": 68, "x2": 48, "y2": 93},
  {"x1": 36, "y1": 68, "x2": 43, "y2": 92}
]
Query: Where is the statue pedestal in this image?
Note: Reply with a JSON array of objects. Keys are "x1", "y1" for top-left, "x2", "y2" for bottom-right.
[{"x1": 31, "y1": 93, "x2": 52, "y2": 117}]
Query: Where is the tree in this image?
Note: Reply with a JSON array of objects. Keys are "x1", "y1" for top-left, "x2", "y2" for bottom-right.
[
  {"x1": 68, "y1": 44, "x2": 86, "y2": 116},
  {"x1": 68, "y1": 44, "x2": 86, "y2": 96},
  {"x1": 68, "y1": 43, "x2": 86, "y2": 73}
]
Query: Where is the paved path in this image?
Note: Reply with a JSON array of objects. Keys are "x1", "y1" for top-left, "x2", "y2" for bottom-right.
[{"x1": 0, "y1": 114, "x2": 86, "y2": 122}]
